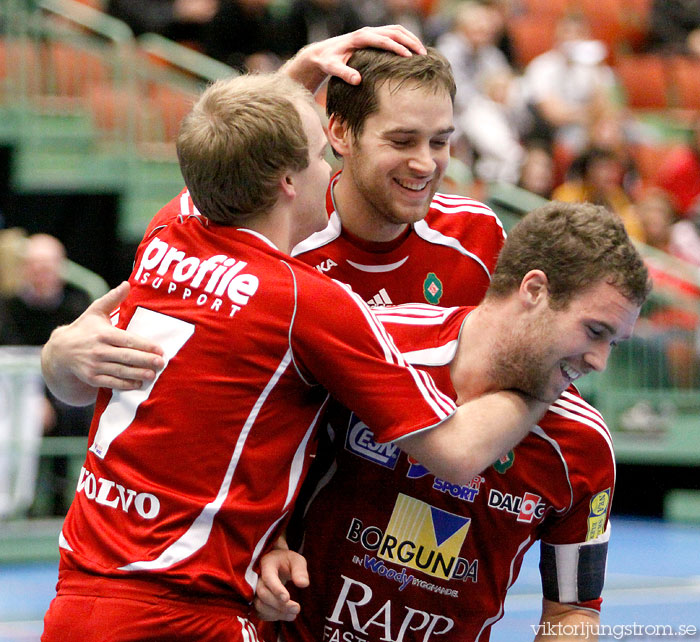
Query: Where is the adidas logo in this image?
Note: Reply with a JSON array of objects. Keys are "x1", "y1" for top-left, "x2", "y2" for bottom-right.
[{"x1": 367, "y1": 288, "x2": 393, "y2": 307}]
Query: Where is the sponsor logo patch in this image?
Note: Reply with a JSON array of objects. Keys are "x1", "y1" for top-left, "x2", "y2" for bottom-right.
[
  {"x1": 406, "y1": 457, "x2": 482, "y2": 503},
  {"x1": 378, "y1": 494, "x2": 471, "y2": 580},
  {"x1": 345, "y1": 414, "x2": 400, "y2": 469},
  {"x1": 488, "y1": 489, "x2": 545, "y2": 523},
  {"x1": 586, "y1": 488, "x2": 610, "y2": 540}
]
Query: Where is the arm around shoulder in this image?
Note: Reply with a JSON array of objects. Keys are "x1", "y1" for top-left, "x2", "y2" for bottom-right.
[{"x1": 398, "y1": 390, "x2": 549, "y2": 485}]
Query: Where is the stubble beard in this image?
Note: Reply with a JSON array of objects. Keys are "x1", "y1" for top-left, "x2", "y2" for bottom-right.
[
  {"x1": 350, "y1": 157, "x2": 436, "y2": 230},
  {"x1": 487, "y1": 319, "x2": 558, "y2": 404}
]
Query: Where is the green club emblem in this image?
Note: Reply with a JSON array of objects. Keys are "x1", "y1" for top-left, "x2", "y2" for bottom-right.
[
  {"x1": 423, "y1": 272, "x2": 443, "y2": 304},
  {"x1": 493, "y1": 450, "x2": 515, "y2": 474}
]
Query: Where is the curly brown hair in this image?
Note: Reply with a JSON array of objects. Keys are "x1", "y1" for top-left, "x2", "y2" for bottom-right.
[{"x1": 487, "y1": 201, "x2": 652, "y2": 308}]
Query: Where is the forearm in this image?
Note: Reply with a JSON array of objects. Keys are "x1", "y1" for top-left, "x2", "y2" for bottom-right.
[{"x1": 399, "y1": 390, "x2": 548, "y2": 485}]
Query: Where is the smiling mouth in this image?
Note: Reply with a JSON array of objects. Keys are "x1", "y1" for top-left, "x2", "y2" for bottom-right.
[
  {"x1": 561, "y1": 362, "x2": 582, "y2": 382},
  {"x1": 395, "y1": 178, "x2": 430, "y2": 192}
]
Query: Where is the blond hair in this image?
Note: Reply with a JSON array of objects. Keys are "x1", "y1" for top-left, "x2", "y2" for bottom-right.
[{"x1": 177, "y1": 73, "x2": 316, "y2": 224}]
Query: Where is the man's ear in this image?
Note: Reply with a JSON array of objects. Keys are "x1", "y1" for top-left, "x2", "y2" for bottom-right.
[
  {"x1": 519, "y1": 270, "x2": 549, "y2": 309},
  {"x1": 327, "y1": 114, "x2": 351, "y2": 157},
  {"x1": 279, "y1": 173, "x2": 296, "y2": 200}
]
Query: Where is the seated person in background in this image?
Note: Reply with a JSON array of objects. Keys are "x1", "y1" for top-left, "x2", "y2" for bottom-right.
[
  {"x1": 553, "y1": 147, "x2": 642, "y2": 241},
  {"x1": 629, "y1": 187, "x2": 700, "y2": 271},
  {"x1": 670, "y1": 210, "x2": 700, "y2": 269},
  {"x1": 436, "y1": 2, "x2": 511, "y2": 127},
  {"x1": 0, "y1": 233, "x2": 92, "y2": 515},
  {"x1": 646, "y1": 0, "x2": 700, "y2": 57},
  {"x1": 584, "y1": 108, "x2": 642, "y2": 197},
  {"x1": 202, "y1": 0, "x2": 297, "y2": 72},
  {"x1": 633, "y1": 188, "x2": 677, "y2": 253},
  {"x1": 518, "y1": 142, "x2": 555, "y2": 199},
  {"x1": 522, "y1": 12, "x2": 617, "y2": 152},
  {"x1": 655, "y1": 115, "x2": 700, "y2": 220},
  {"x1": 460, "y1": 68, "x2": 532, "y2": 184},
  {"x1": 282, "y1": 0, "x2": 367, "y2": 56},
  {"x1": 106, "y1": 0, "x2": 219, "y2": 45},
  {"x1": 359, "y1": 0, "x2": 428, "y2": 44}
]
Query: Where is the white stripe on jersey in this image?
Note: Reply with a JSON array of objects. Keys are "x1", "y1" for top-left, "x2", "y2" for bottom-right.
[
  {"x1": 245, "y1": 509, "x2": 289, "y2": 593},
  {"x1": 413, "y1": 219, "x2": 493, "y2": 281},
  {"x1": 236, "y1": 227, "x2": 280, "y2": 250},
  {"x1": 531, "y1": 424, "x2": 575, "y2": 513},
  {"x1": 548, "y1": 393, "x2": 615, "y2": 476},
  {"x1": 119, "y1": 349, "x2": 295, "y2": 572},
  {"x1": 376, "y1": 304, "x2": 464, "y2": 365},
  {"x1": 337, "y1": 281, "x2": 456, "y2": 418},
  {"x1": 431, "y1": 193, "x2": 507, "y2": 234},
  {"x1": 285, "y1": 403, "x2": 326, "y2": 510},
  {"x1": 413, "y1": 364, "x2": 457, "y2": 410},
  {"x1": 531, "y1": 391, "x2": 615, "y2": 515},
  {"x1": 179, "y1": 190, "x2": 191, "y2": 217},
  {"x1": 238, "y1": 616, "x2": 260, "y2": 642},
  {"x1": 291, "y1": 210, "x2": 342, "y2": 256},
  {"x1": 373, "y1": 303, "x2": 459, "y2": 325},
  {"x1": 402, "y1": 340, "x2": 459, "y2": 366},
  {"x1": 345, "y1": 257, "x2": 409, "y2": 272},
  {"x1": 559, "y1": 390, "x2": 608, "y2": 431}
]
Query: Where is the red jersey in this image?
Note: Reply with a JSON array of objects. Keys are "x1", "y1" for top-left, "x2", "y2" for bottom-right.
[
  {"x1": 292, "y1": 173, "x2": 506, "y2": 307},
  {"x1": 55, "y1": 191, "x2": 457, "y2": 611},
  {"x1": 284, "y1": 305, "x2": 615, "y2": 642}
]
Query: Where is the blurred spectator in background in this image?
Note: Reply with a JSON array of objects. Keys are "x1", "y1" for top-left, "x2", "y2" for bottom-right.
[
  {"x1": 0, "y1": 228, "x2": 26, "y2": 298},
  {"x1": 203, "y1": 0, "x2": 294, "y2": 72},
  {"x1": 647, "y1": 0, "x2": 700, "y2": 57},
  {"x1": 670, "y1": 212, "x2": 700, "y2": 268},
  {"x1": 0, "y1": 234, "x2": 92, "y2": 516},
  {"x1": 518, "y1": 142, "x2": 555, "y2": 199},
  {"x1": 359, "y1": 0, "x2": 428, "y2": 43},
  {"x1": 584, "y1": 108, "x2": 642, "y2": 196},
  {"x1": 484, "y1": 0, "x2": 517, "y2": 67},
  {"x1": 634, "y1": 189, "x2": 700, "y2": 389},
  {"x1": 282, "y1": 0, "x2": 366, "y2": 54},
  {"x1": 0, "y1": 235, "x2": 90, "y2": 346},
  {"x1": 632, "y1": 188, "x2": 676, "y2": 252},
  {"x1": 106, "y1": 0, "x2": 219, "y2": 45},
  {"x1": 436, "y1": 1, "x2": 510, "y2": 115},
  {"x1": 554, "y1": 108, "x2": 642, "y2": 194},
  {"x1": 655, "y1": 115, "x2": 700, "y2": 219},
  {"x1": 521, "y1": 12, "x2": 618, "y2": 152},
  {"x1": 553, "y1": 147, "x2": 642, "y2": 239},
  {"x1": 460, "y1": 67, "x2": 531, "y2": 183},
  {"x1": 436, "y1": 1, "x2": 511, "y2": 163}
]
